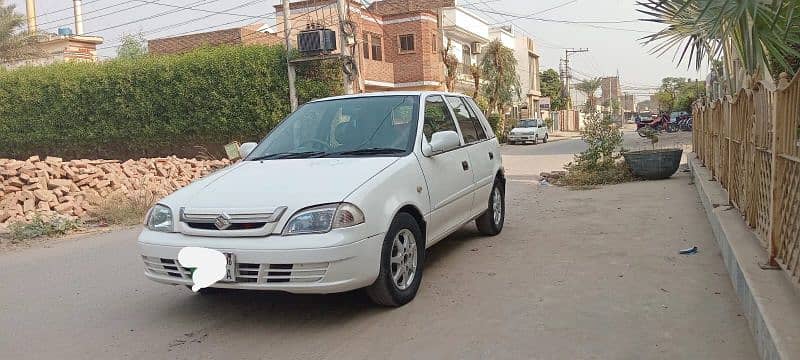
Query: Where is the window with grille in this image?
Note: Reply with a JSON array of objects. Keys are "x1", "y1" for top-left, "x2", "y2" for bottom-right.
[
  {"x1": 399, "y1": 34, "x2": 415, "y2": 52},
  {"x1": 431, "y1": 34, "x2": 437, "y2": 53}
]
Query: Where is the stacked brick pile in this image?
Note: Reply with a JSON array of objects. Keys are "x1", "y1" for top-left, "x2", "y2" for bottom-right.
[{"x1": 0, "y1": 156, "x2": 230, "y2": 226}]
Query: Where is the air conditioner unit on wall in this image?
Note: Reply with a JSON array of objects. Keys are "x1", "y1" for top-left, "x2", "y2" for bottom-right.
[
  {"x1": 297, "y1": 29, "x2": 337, "y2": 55},
  {"x1": 470, "y1": 42, "x2": 482, "y2": 54}
]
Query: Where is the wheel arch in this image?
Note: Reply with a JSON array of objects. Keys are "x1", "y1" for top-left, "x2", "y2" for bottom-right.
[{"x1": 395, "y1": 204, "x2": 426, "y2": 241}]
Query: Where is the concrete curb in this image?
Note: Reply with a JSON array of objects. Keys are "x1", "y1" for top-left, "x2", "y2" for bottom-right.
[{"x1": 690, "y1": 155, "x2": 800, "y2": 360}]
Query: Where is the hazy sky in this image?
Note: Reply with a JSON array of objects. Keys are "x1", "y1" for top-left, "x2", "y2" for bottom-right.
[{"x1": 12, "y1": 0, "x2": 708, "y2": 99}]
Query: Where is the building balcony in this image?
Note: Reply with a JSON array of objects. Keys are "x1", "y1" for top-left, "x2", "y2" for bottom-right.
[{"x1": 440, "y1": 7, "x2": 489, "y2": 43}]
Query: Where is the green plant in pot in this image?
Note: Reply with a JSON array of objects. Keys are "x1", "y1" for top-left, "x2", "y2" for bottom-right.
[{"x1": 622, "y1": 126, "x2": 683, "y2": 180}]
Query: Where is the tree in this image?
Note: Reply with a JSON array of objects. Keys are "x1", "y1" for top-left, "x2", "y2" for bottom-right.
[
  {"x1": 0, "y1": 1, "x2": 43, "y2": 62},
  {"x1": 638, "y1": 0, "x2": 800, "y2": 88},
  {"x1": 441, "y1": 39, "x2": 459, "y2": 92},
  {"x1": 480, "y1": 39, "x2": 520, "y2": 135},
  {"x1": 468, "y1": 64, "x2": 481, "y2": 99},
  {"x1": 116, "y1": 33, "x2": 147, "y2": 59},
  {"x1": 575, "y1": 77, "x2": 602, "y2": 113},
  {"x1": 652, "y1": 77, "x2": 705, "y2": 112},
  {"x1": 539, "y1": 68, "x2": 567, "y2": 111}
]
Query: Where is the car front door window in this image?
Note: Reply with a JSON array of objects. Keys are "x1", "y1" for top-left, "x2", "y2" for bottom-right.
[{"x1": 423, "y1": 95, "x2": 459, "y2": 143}]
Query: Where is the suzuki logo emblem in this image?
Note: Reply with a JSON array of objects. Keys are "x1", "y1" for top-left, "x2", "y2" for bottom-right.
[{"x1": 214, "y1": 213, "x2": 232, "y2": 230}]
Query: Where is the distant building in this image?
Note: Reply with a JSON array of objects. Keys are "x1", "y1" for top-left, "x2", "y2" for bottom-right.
[
  {"x1": 622, "y1": 93, "x2": 636, "y2": 112},
  {"x1": 2, "y1": 33, "x2": 104, "y2": 69},
  {"x1": 649, "y1": 94, "x2": 661, "y2": 111},
  {"x1": 148, "y1": 24, "x2": 280, "y2": 55},
  {"x1": 600, "y1": 76, "x2": 621, "y2": 105}
]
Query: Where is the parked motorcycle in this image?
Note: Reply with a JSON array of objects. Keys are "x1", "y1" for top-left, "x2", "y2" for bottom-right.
[
  {"x1": 637, "y1": 120, "x2": 678, "y2": 137},
  {"x1": 678, "y1": 116, "x2": 693, "y2": 131}
]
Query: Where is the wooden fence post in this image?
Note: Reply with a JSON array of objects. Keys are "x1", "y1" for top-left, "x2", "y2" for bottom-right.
[{"x1": 767, "y1": 73, "x2": 790, "y2": 266}]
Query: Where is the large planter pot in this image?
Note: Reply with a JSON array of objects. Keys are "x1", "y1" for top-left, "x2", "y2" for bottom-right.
[{"x1": 623, "y1": 148, "x2": 683, "y2": 180}]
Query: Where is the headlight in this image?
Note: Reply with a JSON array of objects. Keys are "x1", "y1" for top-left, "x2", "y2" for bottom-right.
[
  {"x1": 282, "y1": 203, "x2": 364, "y2": 235},
  {"x1": 146, "y1": 204, "x2": 174, "y2": 232}
]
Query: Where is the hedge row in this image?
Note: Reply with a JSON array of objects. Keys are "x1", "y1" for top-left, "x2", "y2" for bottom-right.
[{"x1": 0, "y1": 45, "x2": 343, "y2": 160}]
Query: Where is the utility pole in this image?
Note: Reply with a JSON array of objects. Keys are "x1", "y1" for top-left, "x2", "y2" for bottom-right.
[
  {"x1": 73, "y1": 0, "x2": 84, "y2": 35},
  {"x1": 337, "y1": 0, "x2": 354, "y2": 94},
  {"x1": 563, "y1": 48, "x2": 589, "y2": 111},
  {"x1": 25, "y1": 0, "x2": 36, "y2": 33},
  {"x1": 282, "y1": 0, "x2": 298, "y2": 111}
]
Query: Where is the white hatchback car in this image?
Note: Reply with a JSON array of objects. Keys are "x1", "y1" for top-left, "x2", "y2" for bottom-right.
[
  {"x1": 507, "y1": 118, "x2": 549, "y2": 145},
  {"x1": 138, "y1": 92, "x2": 505, "y2": 306}
]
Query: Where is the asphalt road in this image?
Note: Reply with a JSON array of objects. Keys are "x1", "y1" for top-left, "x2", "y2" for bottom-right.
[{"x1": 0, "y1": 137, "x2": 757, "y2": 359}]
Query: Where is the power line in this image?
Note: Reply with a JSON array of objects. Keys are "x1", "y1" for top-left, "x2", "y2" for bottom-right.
[
  {"x1": 32, "y1": 0, "x2": 102, "y2": 19},
  {"x1": 97, "y1": 0, "x2": 277, "y2": 51},
  {"x1": 130, "y1": 0, "x2": 266, "y2": 18},
  {"x1": 39, "y1": 0, "x2": 141, "y2": 29},
  {"x1": 83, "y1": 0, "x2": 227, "y2": 35},
  {"x1": 488, "y1": 0, "x2": 577, "y2": 25}
]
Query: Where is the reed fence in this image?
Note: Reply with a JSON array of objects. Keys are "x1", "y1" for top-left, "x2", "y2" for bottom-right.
[{"x1": 693, "y1": 72, "x2": 800, "y2": 286}]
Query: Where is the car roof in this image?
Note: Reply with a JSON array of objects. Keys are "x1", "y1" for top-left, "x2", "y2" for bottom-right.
[{"x1": 307, "y1": 91, "x2": 470, "y2": 103}]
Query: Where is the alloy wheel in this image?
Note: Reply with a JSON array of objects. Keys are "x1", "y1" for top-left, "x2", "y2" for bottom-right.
[
  {"x1": 390, "y1": 229, "x2": 417, "y2": 290},
  {"x1": 492, "y1": 187, "x2": 503, "y2": 226}
]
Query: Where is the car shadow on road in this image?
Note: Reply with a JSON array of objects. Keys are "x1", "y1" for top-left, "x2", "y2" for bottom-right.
[{"x1": 145, "y1": 227, "x2": 490, "y2": 330}]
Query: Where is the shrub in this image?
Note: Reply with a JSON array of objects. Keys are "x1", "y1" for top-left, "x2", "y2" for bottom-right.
[
  {"x1": 558, "y1": 113, "x2": 633, "y2": 187},
  {"x1": 89, "y1": 188, "x2": 159, "y2": 226},
  {"x1": 0, "y1": 45, "x2": 342, "y2": 160},
  {"x1": 8, "y1": 214, "x2": 81, "y2": 241}
]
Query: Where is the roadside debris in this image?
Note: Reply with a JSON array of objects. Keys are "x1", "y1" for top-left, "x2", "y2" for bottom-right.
[{"x1": 679, "y1": 246, "x2": 699, "y2": 255}]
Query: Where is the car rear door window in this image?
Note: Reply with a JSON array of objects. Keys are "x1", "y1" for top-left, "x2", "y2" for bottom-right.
[
  {"x1": 423, "y1": 95, "x2": 458, "y2": 142},
  {"x1": 463, "y1": 98, "x2": 487, "y2": 140},
  {"x1": 446, "y1": 96, "x2": 482, "y2": 144},
  {"x1": 463, "y1": 97, "x2": 494, "y2": 139}
]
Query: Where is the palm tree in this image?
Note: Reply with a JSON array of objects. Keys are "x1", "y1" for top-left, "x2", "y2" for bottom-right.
[
  {"x1": 0, "y1": 1, "x2": 43, "y2": 63},
  {"x1": 480, "y1": 40, "x2": 520, "y2": 135},
  {"x1": 638, "y1": 0, "x2": 800, "y2": 88},
  {"x1": 575, "y1": 77, "x2": 602, "y2": 113}
]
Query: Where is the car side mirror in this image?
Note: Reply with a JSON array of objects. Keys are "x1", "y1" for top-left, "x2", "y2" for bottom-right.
[
  {"x1": 422, "y1": 130, "x2": 461, "y2": 157},
  {"x1": 239, "y1": 142, "x2": 257, "y2": 159}
]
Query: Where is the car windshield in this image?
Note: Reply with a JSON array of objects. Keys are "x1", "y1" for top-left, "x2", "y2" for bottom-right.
[
  {"x1": 247, "y1": 95, "x2": 420, "y2": 159},
  {"x1": 518, "y1": 120, "x2": 537, "y2": 128}
]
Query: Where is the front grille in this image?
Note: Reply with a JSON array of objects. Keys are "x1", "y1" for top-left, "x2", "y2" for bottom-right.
[
  {"x1": 236, "y1": 262, "x2": 329, "y2": 283},
  {"x1": 142, "y1": 256, "x2": 191, "y2": 279},
  {"x1": 142, "y1": 256, "x2": 328, "y2": 284},
  {"x1": 186, "y1": 222, "x2": 267, "y2": 230}
]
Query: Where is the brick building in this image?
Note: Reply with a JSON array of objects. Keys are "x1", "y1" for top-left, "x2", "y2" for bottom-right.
[
  {"x1": 148, "y1": 24, "x2": 280, "y2": 55},
  {"x1": 2, "y1": 33, "x2": 103, "y2": 69},
  {"x1": 273, "y1": 0, "x2": 446, "y2": 91}
]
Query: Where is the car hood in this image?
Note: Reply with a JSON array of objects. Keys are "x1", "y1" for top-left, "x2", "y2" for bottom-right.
[
  {"x1": 159, "y1": 157, "x2": 400, "y2": 211},
  {"x1": 510, "y1": 127, "x2": 535, "y2": 134}
]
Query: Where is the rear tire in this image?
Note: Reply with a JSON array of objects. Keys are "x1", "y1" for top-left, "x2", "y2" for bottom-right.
[
  {"x1": 476, "y1": 179, "x2": 505, "y2": 236},
  {"x1": 366, "y1": 212, "x2": 425, "y2": 307}
]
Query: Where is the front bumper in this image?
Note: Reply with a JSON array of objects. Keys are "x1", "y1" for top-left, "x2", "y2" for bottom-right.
[
  {"x1": 137, "y1": 231, "x2": 384, "y2": 294},
  {"x1": 508, "y1": 134, "x2": 536, "y2": 142}
]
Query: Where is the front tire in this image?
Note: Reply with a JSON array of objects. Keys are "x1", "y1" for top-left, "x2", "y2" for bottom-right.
[
  {"x1": 366, "y1": 213, "x2": 424, "y2": 307},
  {"x1": 543, "y1": 133, "x2": 549, "y2": 143},
  {"x1": 476, "y1": 179, "x2": 505, "y2": 236}
]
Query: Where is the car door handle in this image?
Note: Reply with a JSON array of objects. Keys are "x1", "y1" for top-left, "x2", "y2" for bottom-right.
[
  {"x1": 488, "y1": 152, "x2": 494, "y2": 160},
  {"x1": 462, "y1": 161, "x2": 469, "y2": 171}
]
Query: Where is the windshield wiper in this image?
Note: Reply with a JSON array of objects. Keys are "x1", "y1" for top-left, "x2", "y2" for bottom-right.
[
  {"x1": 249, "y1": 151, "x2": 328, "y2": 160},
  {"x1": 326, "y1": 148, "x2": 407, "y2": 156}
]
